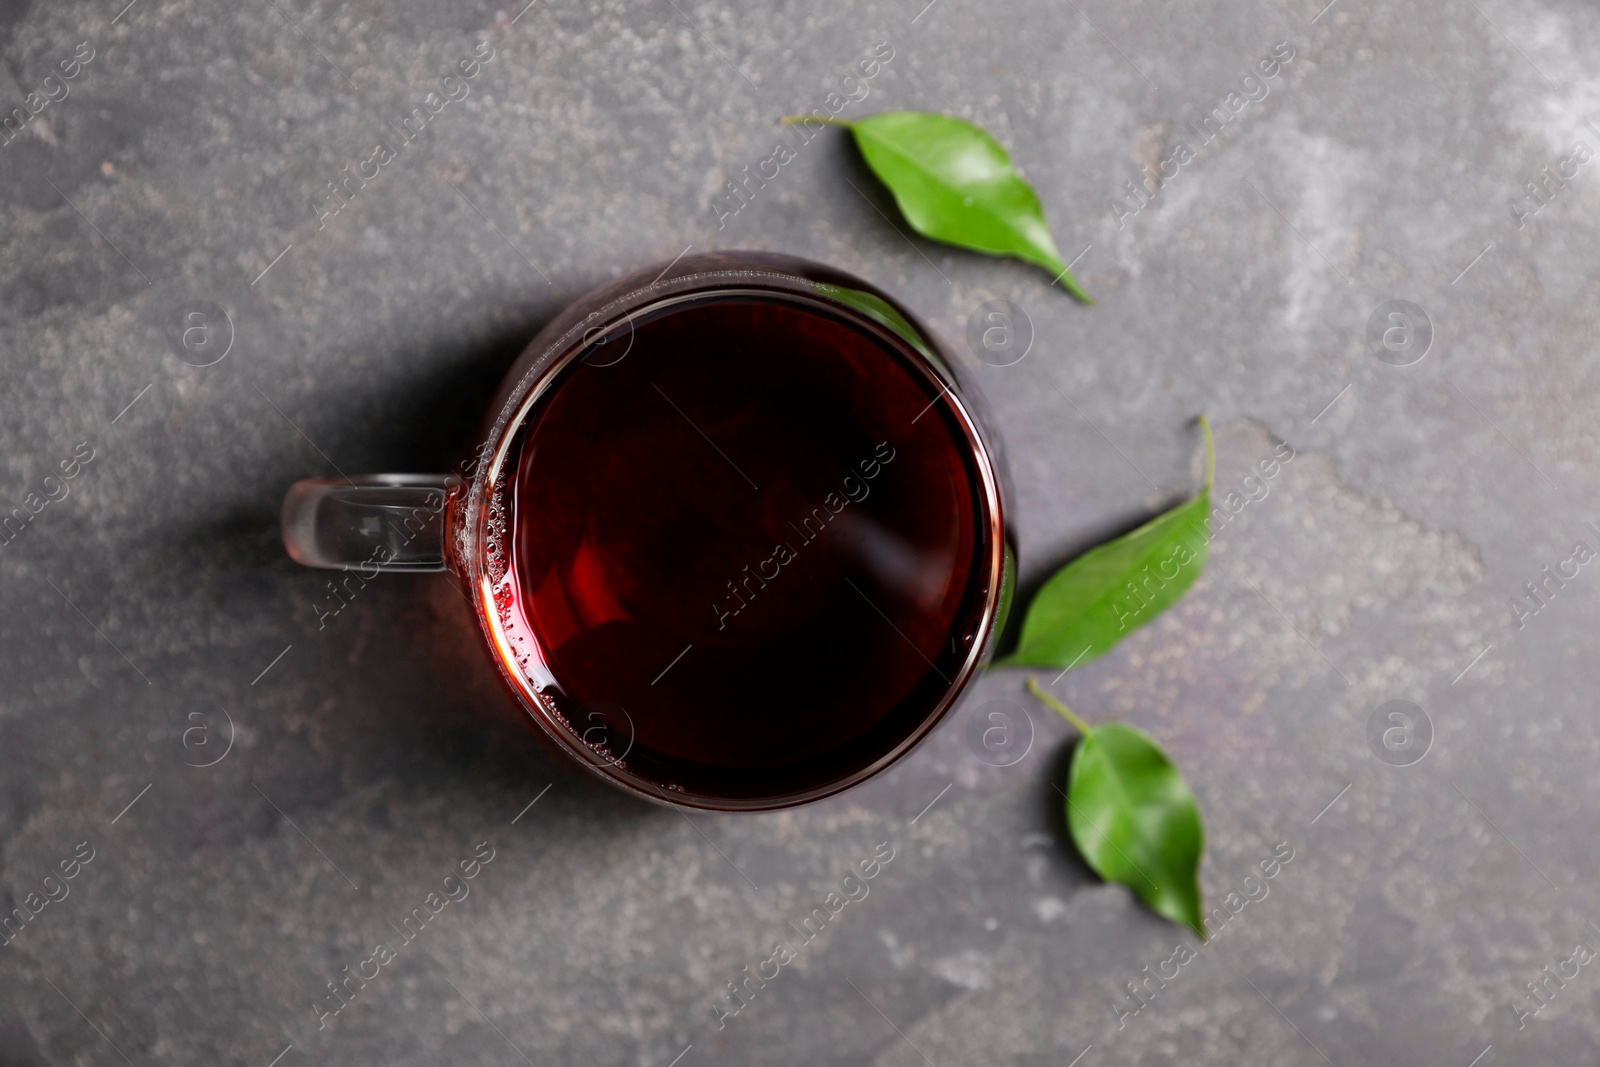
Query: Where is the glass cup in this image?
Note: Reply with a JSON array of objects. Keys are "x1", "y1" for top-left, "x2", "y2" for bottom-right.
[{"x1": 282, "y1": 252, "x2": 1015, "y2": 810}]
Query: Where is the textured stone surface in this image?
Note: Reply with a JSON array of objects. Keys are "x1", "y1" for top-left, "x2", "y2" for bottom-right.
[{"x1": 2, "y1": 0, "x2": 1598, "y2": 1063}]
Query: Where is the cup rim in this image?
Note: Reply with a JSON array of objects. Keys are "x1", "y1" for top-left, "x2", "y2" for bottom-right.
[{"x1": 463, "y1": 259, "x2": 1010, "y2": 811}]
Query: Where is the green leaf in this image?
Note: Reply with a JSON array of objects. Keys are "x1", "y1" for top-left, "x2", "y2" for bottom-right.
[
  {"x1": 1027, "y1": 679, "x2": 1206, "y2": 938},
  {"x1": 993, "y1": 416, "x2": 1213, "y2": 670},
  {"x1": 1070, "y1": 721, "x2": 1206, "y2": 937},
  {"x1": 785, "y1": 110, "x2": 1091, "y2": 302}
]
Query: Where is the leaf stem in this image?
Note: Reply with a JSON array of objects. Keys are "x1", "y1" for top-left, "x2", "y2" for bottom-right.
[
  {"x1": 779, "y1": 114, "x2": 854, "y2": 128},
  {"x1": 1026, "y1": 677, "x2": 1093, "y2": 736},
  {"x1": 1197, "y1": 413, "x2": 1214, "y2": 493}
]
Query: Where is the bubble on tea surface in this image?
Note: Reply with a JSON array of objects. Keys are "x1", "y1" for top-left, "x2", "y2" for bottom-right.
[{"x1": 576, "y1": 699, "x2": 635, "y2": 766}]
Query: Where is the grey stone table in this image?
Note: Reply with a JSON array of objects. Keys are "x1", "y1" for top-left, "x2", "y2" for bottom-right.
[{"x1": 2, "y1": 0, "x2": 1597, "y2": 1063}]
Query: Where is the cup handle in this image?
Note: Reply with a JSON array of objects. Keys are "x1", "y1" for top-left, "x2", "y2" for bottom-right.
[{"x1": 281, "y1": 475, "x2": 460, "y2": 572}]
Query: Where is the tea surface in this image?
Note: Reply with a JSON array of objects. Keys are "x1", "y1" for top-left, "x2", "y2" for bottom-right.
[{"x1": 496, "y1": 293, "x2": 991, "y2": 800}]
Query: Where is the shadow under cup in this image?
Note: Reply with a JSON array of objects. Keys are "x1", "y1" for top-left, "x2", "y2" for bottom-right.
[{"x1": 285, "y1": 253, "x2": 1014, "y2": 810}]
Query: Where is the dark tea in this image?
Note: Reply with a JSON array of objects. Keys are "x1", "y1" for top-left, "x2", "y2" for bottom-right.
[{"x1": 484, "y1": 289, "x2": 999, "y2": 803}]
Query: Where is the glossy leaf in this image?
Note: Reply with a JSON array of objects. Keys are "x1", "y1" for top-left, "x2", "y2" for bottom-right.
[
  {"x1": 1067, "y1": 720, "x2": 1206, "y2": 938},
  {"x1": 1027, "y1": 679, "x2": 1206, "y2": 937},
  {"x1": 994, "y1": 416, "x2": 1213, "y2": 670},
  {"x1": 786, "y1": 111, "x2": 1091, "y2": 302}
]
